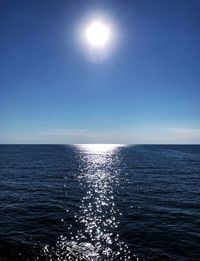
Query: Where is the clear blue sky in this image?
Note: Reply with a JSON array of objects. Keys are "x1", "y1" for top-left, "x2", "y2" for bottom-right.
[{"x1": 0, "y1": 0, "x2": 200, "y2": 144}]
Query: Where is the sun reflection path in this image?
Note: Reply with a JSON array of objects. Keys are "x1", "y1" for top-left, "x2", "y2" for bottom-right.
[{"x1": 45, "y1": 144, "x2": 131, "y2": 261}]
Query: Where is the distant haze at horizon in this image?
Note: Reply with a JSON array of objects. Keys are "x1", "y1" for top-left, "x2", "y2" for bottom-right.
[
  {"x1": 1, "y1": 127, "x2": 200, "y2": 144},
  {"x1": 0, "y1": 0, "x2": 200, "y2": 144}
]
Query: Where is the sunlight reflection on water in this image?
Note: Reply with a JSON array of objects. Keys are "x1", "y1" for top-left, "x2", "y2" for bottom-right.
[{"x1": 45, "y1": 144, "x2": 131, "y2": 260}]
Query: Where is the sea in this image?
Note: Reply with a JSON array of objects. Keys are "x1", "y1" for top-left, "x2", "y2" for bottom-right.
[{"x1": 0, "y1": 144, "x2": 199, "y2": 261}]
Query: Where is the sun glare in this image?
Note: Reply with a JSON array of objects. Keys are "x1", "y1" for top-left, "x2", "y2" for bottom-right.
[
  {"x1": 84, "y1": 19, "x2": 111, "y2": 48},
  {"x1": 77, "y1": 144, "x2": 124, "y2": 154}
]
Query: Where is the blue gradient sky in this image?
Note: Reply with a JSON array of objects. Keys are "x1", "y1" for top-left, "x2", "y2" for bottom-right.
[{"x1": 0, "y1": 0, "x2": 200, "y2": 144}]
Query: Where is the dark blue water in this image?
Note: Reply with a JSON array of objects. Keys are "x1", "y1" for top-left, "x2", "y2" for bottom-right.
[{"x1": 0, "y1": 145, "x2": 199, "y2": 260}]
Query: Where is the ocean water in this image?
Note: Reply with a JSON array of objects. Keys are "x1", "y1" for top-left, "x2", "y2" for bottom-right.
[{"x1": 0, "y1": 144, "x2": 199, "y2": 261}]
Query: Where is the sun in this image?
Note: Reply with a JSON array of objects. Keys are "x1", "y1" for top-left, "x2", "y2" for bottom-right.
[{"x1": 84, "y1": 19, "x2": 111, "y2": 48}]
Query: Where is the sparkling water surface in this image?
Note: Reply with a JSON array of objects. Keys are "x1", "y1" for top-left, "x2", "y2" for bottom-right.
[{"x1": 0, "y1": 145, "x2": 200, "y2": 260}]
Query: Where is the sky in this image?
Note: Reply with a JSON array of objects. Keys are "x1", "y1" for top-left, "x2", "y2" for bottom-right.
[{"x1": 0, "y1": 0, "x2": 200, "y2": 144}]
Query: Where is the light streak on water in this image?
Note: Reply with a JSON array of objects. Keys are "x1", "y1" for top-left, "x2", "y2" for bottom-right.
[{"x1": 45, "y1": 144, "x2": 131, "y2": 260}]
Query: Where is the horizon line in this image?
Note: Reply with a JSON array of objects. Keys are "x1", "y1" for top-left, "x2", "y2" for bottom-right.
[{"x1": 0, "y1": 143, "x2": 200, "y2": 145}]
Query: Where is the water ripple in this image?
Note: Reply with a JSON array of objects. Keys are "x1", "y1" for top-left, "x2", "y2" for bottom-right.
[{"x1": 45, "y1": 144, "x2": 131, "y2": 261}]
